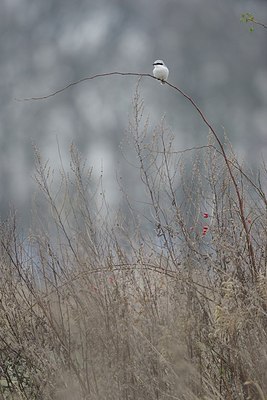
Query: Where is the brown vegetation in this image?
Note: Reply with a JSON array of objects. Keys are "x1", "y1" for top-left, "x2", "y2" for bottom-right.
[{"x1": 0, "y1": 88, "x2": 266, "y2": 399}]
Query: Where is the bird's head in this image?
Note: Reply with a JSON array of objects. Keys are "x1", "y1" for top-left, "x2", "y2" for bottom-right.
[{"x1": 153, "y1": 60, "x2": 165, "y2": 66}]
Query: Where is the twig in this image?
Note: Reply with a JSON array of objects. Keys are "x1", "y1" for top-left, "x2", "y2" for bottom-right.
[
  {"x1": 16, "y1": 72, "x2": 154, "y2": 101},
  {"x1": 241, "y1": 13, "x2": 267, "y2": 30},
  {"x1": 253, "y1": 19, "x2": 267, "y2": 29}
]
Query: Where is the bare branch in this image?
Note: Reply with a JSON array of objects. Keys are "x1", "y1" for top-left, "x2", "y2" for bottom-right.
[{"x1": 16, "y1": 72, "x2": 154, "y2": 101}]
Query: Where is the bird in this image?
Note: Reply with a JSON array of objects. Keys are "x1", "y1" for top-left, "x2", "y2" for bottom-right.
[{"x1": 153, "y1": 60, "x2": 169, "y2": 84}]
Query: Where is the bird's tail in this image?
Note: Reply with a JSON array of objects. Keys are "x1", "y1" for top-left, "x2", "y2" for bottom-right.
[{"x1": 161, "y1": 80, "x2": 166, "y2": 85}]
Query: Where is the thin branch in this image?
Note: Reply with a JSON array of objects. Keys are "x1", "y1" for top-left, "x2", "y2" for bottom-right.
[
  {"x1": 241, "y1": 13, "x2": 267, "y2": 30},
  {"x1": 253, "y1": 19, "x2": 267, "y2": 29},
  {"x1": 16, "y1": 72, "x2": 154, "y2": 101}
]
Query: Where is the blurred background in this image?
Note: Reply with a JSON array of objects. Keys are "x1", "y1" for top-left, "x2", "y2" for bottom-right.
[{"x1": 1, "y1": 0, "x2": 267, "y2": 225}]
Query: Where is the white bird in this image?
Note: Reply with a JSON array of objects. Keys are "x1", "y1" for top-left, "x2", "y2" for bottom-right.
[{"x1": 153, "y1": 60, "x2": 169, "y2": 84}]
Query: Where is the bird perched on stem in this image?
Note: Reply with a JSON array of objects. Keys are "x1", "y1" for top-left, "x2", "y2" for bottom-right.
[{"x1": 153, "y1": 60, "x2": 169, "y2": 84}]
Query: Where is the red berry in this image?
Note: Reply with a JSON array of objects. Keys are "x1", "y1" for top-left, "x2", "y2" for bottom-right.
[{"x1": 202, "y1": 225, "x2": 209, "y2": 236}]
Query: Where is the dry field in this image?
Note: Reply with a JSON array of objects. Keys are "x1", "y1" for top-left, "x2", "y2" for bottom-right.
[{"x1": 0, "y1": 90, "x2": 266, "y2": 399}]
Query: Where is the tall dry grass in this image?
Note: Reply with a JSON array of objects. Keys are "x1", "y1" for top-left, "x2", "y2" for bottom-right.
[{"x1": 0, "y1": 87, "x2": 266, "y2": 400}]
